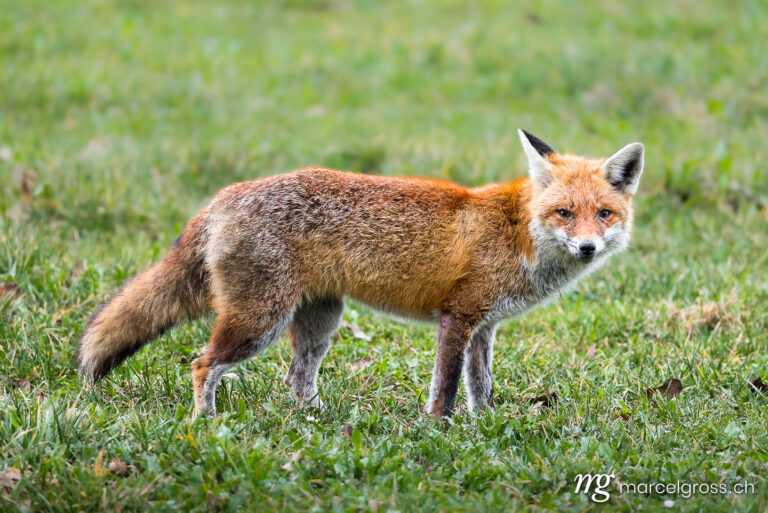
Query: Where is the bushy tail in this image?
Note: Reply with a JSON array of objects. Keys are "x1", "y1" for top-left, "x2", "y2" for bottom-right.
[{"x1": 78, "y1": 228, "x2": 210, "y2": 382}]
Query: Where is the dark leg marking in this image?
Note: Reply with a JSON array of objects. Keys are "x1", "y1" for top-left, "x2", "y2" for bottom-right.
[{"x1": 426, "y1": 312, "x2": 477, "y2": 418}]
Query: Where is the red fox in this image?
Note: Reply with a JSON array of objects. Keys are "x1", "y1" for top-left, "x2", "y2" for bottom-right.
[{"x1": 78, "y1": 130, "x2": 644, "y2": 418}]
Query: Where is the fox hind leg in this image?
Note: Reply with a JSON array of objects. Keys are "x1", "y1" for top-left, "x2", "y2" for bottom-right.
[
  {"x1": 284, "y1": 296, "x2": 343, "y2": 408},
  {"x1": 192, "y1": 242, "x2": 301, "y2": 418},
  {"x1": 193, "y1": 309, "x2": 294, "y2": 418}
]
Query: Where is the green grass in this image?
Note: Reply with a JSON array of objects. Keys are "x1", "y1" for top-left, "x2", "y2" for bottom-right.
[{"x1": 1, "y1": 0, "x2": 768, "y2": 511}]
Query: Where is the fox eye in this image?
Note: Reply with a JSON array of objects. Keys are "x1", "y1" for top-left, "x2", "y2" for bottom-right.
[
  {"x1": 556, "y1": 209, "x2": 573, "y2": 219},
  {"x1": 597, "y1": 209, "x2": 612, "y2": 220}
]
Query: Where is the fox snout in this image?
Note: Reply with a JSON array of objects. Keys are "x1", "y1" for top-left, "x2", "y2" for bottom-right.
[
  {"x1": 578, "y1": 240, "x2": 597, "y2": 259},
  {"x1": 559, "y1": 233, "x2": 606, "y2": 261}
]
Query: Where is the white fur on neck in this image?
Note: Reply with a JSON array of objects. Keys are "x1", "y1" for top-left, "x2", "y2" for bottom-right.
[{"x1": 482, "y1": 218, "x2": 614, "y2": 326}]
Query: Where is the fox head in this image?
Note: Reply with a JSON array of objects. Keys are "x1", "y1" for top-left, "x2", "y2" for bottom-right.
[{"x1": 518, "y1": 129, "x2": 644, "y2": 263}]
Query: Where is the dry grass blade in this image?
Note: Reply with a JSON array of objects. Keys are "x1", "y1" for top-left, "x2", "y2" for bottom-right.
[
  {"x1": 341, "y1": 321, "x2": 372, "y2": 341},
  {"x1": 667, "y1": 293, "x2": 737, "y2": 334}
]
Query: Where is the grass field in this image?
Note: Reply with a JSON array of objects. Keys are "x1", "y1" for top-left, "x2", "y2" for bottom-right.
[{"x1": 2, "y1": 0, "x2": 768, "y2": 511}]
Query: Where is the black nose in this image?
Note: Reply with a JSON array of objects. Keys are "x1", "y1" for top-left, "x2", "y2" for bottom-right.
[{"x1": 579, "y1": 241, "x2": 597, "y2": 257}]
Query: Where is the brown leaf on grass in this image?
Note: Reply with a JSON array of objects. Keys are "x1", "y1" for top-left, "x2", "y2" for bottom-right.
[
  {"x1": 340, "y1": 424, "x2": 354, "y2": 439},
  {"x1": 341, "y1": 321, "x2": 372, "y2": 341},
  {"x1": 350, "y1": 356, "x2": 374, "y2": 371},
  {"x1": 529, "y1": 389, "x2": 559, "y2": 407},
  {"x1": 0, "y1": 468, "x2": 21, "y2": 496},
  {"x1": 586, "y1": 343, "x2": 597, "y2": 358},
  {"x1": 108, "y1": 459, "x2": 131, "y2": 478},
  {"x1": 13, "y1": 378, "x2": 31, "y2": 393},
  {"x1": 52, "y1": 308, "x2": 68, "y2": 325},
  {"x1": 206, "y1": 490, "x2": 222, "y2": 509},
  {"x1": 525, "y1": 12, "x2": 542, "y2": 24},
  {"x1": 646, "y1": 378, "x2": 683, "y2": 399},
  {"x1": 748, "y1": 377, "x2": 768, "y2": 395},
  {"x1": 411, "y1": 456, "x2": 435, "y2": 472},
  {"x1": 612, "y1": 408, "x2": 631, "y2": 421},
  {"x1": 71, "y1": 261, "x2": 85, "y2": 278},
  {"x1": 0, "y1": 282, "x2": 21, "y2": 301},
  {"x1": 18, "y1": 169, "x2": 33, "y2": 200}
]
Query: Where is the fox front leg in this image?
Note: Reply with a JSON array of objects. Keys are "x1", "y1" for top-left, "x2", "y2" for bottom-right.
[
  {"x1": 426, "y1": 312, "x2": 478, "y2": 418},
  {"x1": 463, "y1": 323, "x2": 497, "y2": 412}
]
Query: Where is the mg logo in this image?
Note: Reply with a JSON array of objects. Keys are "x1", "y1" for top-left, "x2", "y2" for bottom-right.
[{"x1": 573, "y1": 473, "x2": 615, "y2": 503}]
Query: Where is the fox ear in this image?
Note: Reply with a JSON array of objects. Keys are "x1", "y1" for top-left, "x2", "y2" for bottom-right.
[
  {"x1": 601, "y1": 142, "x2": 644, "y2": 195},
  {"x1": 518, "y1": 129, "x2": 556, "y2": 187}
]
